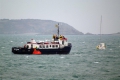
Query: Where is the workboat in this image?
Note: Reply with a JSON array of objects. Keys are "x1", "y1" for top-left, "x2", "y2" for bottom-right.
[{"x1": 12, "y1": 24, "x2": 72, "y2": 55}]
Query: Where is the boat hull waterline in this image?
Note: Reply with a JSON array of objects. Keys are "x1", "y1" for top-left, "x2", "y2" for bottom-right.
[{"x1": 12, "y1": 44, "x2": 72, "y2": 55}]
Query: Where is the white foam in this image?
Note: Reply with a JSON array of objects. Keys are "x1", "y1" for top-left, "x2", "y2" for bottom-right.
[
  {"x1": 60, "y1": 57, "x2": 64, "y2": 58},
  {"x1": 110, "y1": 49, "x2": 112, "y2": 50},
  {"x1": 26, "y1": 56, "x2": 29, "y2": 58},
  {"x1": 10, "y1": 41, "x2": 13, "y2": 42},
  {"x1": 94, "y1": 62, "x2": 99, "y2": 63},
  {"x1": 67, "y1": 63, "x2": 70, "y2": 66},
  {"x1": 82, "y1": 42, "x2": 85, "y2": 43},
  {"x1": 1, "y1": 47, "x2": 5, "y2": 48}
]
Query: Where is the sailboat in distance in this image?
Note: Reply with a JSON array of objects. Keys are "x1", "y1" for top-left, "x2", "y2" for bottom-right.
[{"x1": 96, "y1": 15, "x2": 106, "y2": 50}]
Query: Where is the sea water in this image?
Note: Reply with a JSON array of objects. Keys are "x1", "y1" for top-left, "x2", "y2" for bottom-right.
[{"x1": 0, "y1": 34, "x2": 120, "y2": 80}]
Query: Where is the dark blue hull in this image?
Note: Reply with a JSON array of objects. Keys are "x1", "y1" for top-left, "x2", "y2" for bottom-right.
[{"x1": 12, "y1": 45, "x2": 72, "y2": 55}]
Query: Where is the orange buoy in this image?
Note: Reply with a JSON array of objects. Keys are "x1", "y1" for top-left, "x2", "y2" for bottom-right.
[{"x1": 33, "y1": 48, "x2": 41, "y2": 55}]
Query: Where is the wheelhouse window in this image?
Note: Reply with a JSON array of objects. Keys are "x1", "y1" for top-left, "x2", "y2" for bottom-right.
[
  {"x1": 56, "y1": 45, "x2": 58, "y2": 48},
  {"x1": 52, "y1": 45, "x2": 54, "y2": 48},
  {"x1": 43, "y1": 45, "x2": 45, "y2": 48},
  {"x1": 46, "y1": 45, "x2": 48, "y2": 48},
  {"x1": 39, "y1": 45, "x2": 42, "y2": 48}
]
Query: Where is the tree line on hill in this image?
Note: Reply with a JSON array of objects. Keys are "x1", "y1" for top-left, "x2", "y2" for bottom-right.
[
  {"x1": 0, "y1": 19, "x2": 119, "y2": 35},
  {"x1": 0, "y1": 19, "x2": 84, "y2": 35}
]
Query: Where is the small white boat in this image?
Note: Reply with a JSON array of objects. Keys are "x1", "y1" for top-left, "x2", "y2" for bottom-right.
[
  {"x1": 96, "y1": 43, "x2": 106, "y2": 50},
  {"x1": 96, "y1": 16, "x2": 106, "y2": 50}
]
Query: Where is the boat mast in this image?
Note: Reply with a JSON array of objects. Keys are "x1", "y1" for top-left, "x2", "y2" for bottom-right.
[
  {"x1": 100, "y1": 15, "x2": 102, "y2": 42},
  {"x1": 56, "y1": 23, "x2": 59, "y2": 37}
]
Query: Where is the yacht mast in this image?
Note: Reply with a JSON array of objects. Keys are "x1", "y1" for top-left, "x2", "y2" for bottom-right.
[{"x1": 100, "y1": 15, "x2": 102, "y2": 41}]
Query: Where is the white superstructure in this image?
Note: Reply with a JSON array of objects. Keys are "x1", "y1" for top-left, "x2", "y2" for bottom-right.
[{"x1": 25, "y1": 38, "x2": 69, "y2": 49}]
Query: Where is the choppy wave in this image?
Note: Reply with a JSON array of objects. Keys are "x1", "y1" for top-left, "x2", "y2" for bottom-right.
[{"x1": 0, "y1": 35, "x2": 120, "y2": 80}]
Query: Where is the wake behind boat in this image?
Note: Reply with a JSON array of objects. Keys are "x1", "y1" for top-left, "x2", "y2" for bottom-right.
[{"x1": 12, "y1": 24, "x2": 72, "y2": 55}]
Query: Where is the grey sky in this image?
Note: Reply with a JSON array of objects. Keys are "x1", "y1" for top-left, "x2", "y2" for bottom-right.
[{"x1": 0, "y1": 0, "x2": 120, "y2": 34}]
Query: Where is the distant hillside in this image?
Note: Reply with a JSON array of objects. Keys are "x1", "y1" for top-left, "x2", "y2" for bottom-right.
[
  {"x1": 0, "y1": 19, "x2": 83, "y2": 35},
  {"x1": 85, "y1": 32, "x2": 94, "y2": 35},
  {"x1": 114, "y1": 32, "x2": 120, "y2": 34}
]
